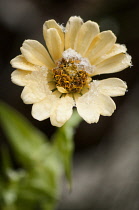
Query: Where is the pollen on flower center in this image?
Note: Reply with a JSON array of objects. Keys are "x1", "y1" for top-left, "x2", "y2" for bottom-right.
[{"x1": 52, "y1": 49, "x2": 92, "y2": 94}]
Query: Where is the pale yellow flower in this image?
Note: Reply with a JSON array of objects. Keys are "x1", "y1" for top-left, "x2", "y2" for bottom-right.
[{"x1": 10, "y1": 16, "x2": 132, "y2": 127}]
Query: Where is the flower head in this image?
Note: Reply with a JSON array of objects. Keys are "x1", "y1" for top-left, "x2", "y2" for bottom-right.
[{"x1": 10, "y1": 16, "x2": 132, "y2": 127}]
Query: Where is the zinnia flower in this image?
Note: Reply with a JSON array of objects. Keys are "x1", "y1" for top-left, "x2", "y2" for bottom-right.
[{"x1": 10, "y1": 16, "x2": 132, "y2": 127}]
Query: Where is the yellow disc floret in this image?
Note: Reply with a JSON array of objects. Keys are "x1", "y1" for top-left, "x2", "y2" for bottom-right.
[{"x1": 53, "y1": 58, "x2": 91, "y2": 94}]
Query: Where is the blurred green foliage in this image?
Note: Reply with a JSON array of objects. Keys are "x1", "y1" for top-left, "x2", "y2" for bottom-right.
[{"x1": 0, "y1": 102, "x2": 81, "y2": 210}]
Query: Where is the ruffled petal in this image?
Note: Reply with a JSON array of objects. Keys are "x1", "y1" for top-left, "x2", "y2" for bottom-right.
[
  {"x1": 75, "y1": 82, "x2": 116, "y2": 123},
  {"x1": 93, "y1": 44, "x2": 127, "y2": 65},
  {"x1": 74, "y1": 20, "x2": 100, "y2": 56},
  {"x1": 20, "y1": 40, "x2": 55, "y2": 68},
  {"x1": 21, "y1": 70, "x2": 50, "y2": 104},
  {"x1": 50, "y1": 95, "x2": 75, "y2": 127},
  {"x1": 44, "y1": 28, "x2": 63, "y2": 61},
  {"x1": 43, "y1": 19, "x2": 64, "y2": 48},
  {"x1": 32, "y1": 95, "x2": 55, "y2": 121},
  {"x1": 85, "y1": 31, "x2": 116, "y2": 64},
  {"x1": 11, "y1": 70, "x2": 30, "y2": 86},
  {"x1": 94, "y1": 78, "x2": 127, "y2": 97},
  {"x1": 65, "y1": 16, "x2": 83, "y2": 50},
  {"x1": 93, "y1": 53, "x2": 132, "y2": 76},
  {"x1": 10, "y1": 55, "x2": 38, "y2": 71}
]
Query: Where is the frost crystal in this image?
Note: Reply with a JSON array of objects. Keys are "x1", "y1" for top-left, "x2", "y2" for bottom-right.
[
  {"x1": 60, "y1": 24, "x2": 66, "y2": 32},
  {"x1": 62, "y1": 48, "x2": 95, "y2": 75},
  {"x1": 62, "y1": 48, "x2": 82, "y2": 60}
]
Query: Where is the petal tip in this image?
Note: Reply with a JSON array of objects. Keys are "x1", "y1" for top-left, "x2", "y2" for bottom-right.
[
  {"x1": 68, "y1": 16, "x2": 83, "y2": 24},
  {"x1": 31, "y1": 110, "x2": 45, "y2": 121}
]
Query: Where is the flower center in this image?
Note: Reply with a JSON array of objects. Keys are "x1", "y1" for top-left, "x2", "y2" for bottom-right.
[{"x1": 52, "y1": 49, "x2": 93, "y2": 94}]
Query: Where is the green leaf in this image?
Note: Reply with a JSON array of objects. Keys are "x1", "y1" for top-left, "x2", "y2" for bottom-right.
[
  {"x1": 52, "y1": 110, "x2": 82, "y2": 187},
  {"x1": 0, "y1": 101, "x2": 62, "y2": 209},
  {"x1": 1, "y1": 146, "x2": 13, "y2": 174},
  {"x1": 0, "y1": 101, "x2": 50, "y2": 167},
  {"x1": 0, "y1": 101, "x2": 82, "y2": 209},
  {"x1": 41, "y1": 200, "x2": 58, "y2": 210}
]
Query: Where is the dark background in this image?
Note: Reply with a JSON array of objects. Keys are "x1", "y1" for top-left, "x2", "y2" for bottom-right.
[{"x1": 0, "y1": 0, "x2": 139, "y2": 209}]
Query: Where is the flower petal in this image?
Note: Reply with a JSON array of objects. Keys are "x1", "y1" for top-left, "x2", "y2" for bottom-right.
[
  {"x1": 85, "y1": 31, "x2": 116, "y2": 64},
  {"x1": 96, "y1": 94, "x2": 116, "y2": 116},
  {"x1": 20, "y1": 40, "x2": 55, "y2": 68},
  {"x1": 44, "y1": 28, "x2": 63, "y2": 61},
  {"x1": 10, "y1": 55, "x2": 38, "y2": 71},
  {"x1": 75, "y1": 94, "x2": 100, "y2": 124},
  {"x1": 74, "y1": 20, "x2": 100, "y2": 56},
  {"x1": 75, "y1": 82, "x2": 116, "y2": 123},
  {"x1": 93, "y1": 44, "x2": 127, "y2": 65},
  {"x1": 11, "y1": 70, "x2": 30, "y2": 86},
  {"x1": 93, "y1": 53, "x2": 132, "y2": 76},
  {"x1": 21, "y1": 70, "x2": 50, "y2": 104},
  {"x1": 32, "y1": 95, "x2": 55, "y2": 121},
  {"x1": 50, "y1": 95, "x2": 75, "y2": 127},
  {"x1": 65, "y1": 16, "x2": 83, "y2": 50},
  {"x1": 43, "y1": 19, "x2": 64, "y2": 48},
  {"x1": 94, "y1": 78, "x2": 127, "y2": 97}
]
